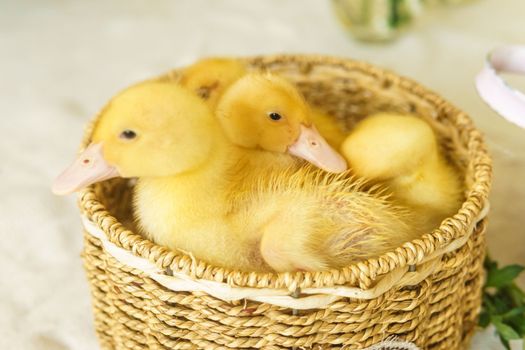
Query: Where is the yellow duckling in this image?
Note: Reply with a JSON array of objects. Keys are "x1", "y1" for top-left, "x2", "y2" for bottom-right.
[
  {"x1": 181, "y1": 58, "x2": 348, "y2": 149},
  {"x1": 52, "y1": 82, "x2": 415, "y2": 272},
  {"x1": 216, "y1": 72, "x2": 348, "y2": 173},
  {"x1": 340, "y1": 113, "x2": 463, "y2": 232}
]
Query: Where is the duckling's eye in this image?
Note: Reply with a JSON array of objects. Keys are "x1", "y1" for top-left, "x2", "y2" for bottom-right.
[
  {"x1": 268, "y1": 112, "x2": 282, "y2": 121},
  {"x1": 119, "y1": 129, "x2": 137, "y2": 140}
]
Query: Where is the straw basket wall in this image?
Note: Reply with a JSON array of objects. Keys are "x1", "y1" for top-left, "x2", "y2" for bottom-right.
[{"x1": 78, "y1": 55, "x2": 492, "y2": 349}]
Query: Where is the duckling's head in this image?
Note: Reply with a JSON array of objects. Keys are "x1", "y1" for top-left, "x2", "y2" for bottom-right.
[
  {"x1": 179, "y1": 58, "x2": 247, "y2": 107},
  {"x1": 216, "y1": 73, "x2": 347, "y2": 173},
  {"x1": 52, "y1": 81, "x2": 218, "y2": 195}
]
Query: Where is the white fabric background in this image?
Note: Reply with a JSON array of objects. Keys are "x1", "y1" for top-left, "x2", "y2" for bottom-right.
[{"x1": 1, "y1": 0, "x2": 524, "y2": 349}]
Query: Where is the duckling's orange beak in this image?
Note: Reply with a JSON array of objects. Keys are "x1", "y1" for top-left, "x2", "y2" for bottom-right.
[
  {"x1": 288, "y1": 124, "x2": 347, "y2": 173},
  {"x1": 52, "y1": 143, "x2": 120, "y2": 195}
]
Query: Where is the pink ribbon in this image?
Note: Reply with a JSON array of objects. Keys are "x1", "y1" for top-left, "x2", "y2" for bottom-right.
[{"x1": 476, "y1": 45, "x2": 525, "y2": 129}]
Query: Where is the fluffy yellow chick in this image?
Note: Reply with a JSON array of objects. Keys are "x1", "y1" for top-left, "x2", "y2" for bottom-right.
[
  {"x1": 179, "y1": 57, "x2": 247, "y2": 108},
  {"x1": 53, "y1": 82, "x2": 262, "y2": 270},
  {"x1": 340, "y1": 113, "x2": 463, "y2": 232},
  {"x1": 53, "y1": 82, "x2": 416, "y2": 272},
  {"x1": 216, "y1": 73, "x2": 348, "y2": 173}
]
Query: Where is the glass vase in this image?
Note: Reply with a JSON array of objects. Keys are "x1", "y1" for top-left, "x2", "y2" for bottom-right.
[{"x1": 332, "y1": 0, "x2": 423, "y2": 42}]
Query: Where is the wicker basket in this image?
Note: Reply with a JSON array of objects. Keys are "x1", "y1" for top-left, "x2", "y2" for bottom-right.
[{"x1": 78, "y1": 55, "x2": 492, "y2": 349}]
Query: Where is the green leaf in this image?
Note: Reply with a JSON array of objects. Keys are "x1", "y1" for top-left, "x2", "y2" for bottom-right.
[
  {"x1": 507, "y1": 284, "x2": 525, "y2": 307},
  {"x1": 509, "y1": 315, "x2": 525, "y2": 335},
  {"x1": 479, "y1": 311, "x2": 491, "y2": 327},
  {"x1": 494, "y1": 321, "x2": 521, "y2": 341},
  {"x1": 495, "y1": 296, "x2": 512, "y2": 314},
  {"x1": 503, "y1": 306, "x2": 525, "y2": 320},
  {"x1": 486, "y1": 265, "x2": 525, "y2": 288},
  {"x1": 484, "y1": 294, "x2": 497, "y2": 313}
]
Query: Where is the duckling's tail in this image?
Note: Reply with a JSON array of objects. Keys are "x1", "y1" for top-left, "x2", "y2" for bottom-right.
[
  {"x1": 257, "y1": 167, "x2": 418, "y2": 272},
  {"x1": 321, "y1": 191, "x2": 416, "y2": 267}
]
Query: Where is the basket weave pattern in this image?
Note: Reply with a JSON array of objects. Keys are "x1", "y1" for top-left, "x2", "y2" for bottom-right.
[{"x1": 78, "y1": 55, "x2": 492, "y2": 349}]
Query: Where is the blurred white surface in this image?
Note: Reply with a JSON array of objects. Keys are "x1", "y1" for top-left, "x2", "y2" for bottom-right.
[{"x1": 1, "y1": 0, "x2": 524, "y2": 349}]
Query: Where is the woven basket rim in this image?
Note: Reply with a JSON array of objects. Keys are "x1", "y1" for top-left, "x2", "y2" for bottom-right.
[{"x1": 78, "y1": 54, "x2": 492, "y2": 290}]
